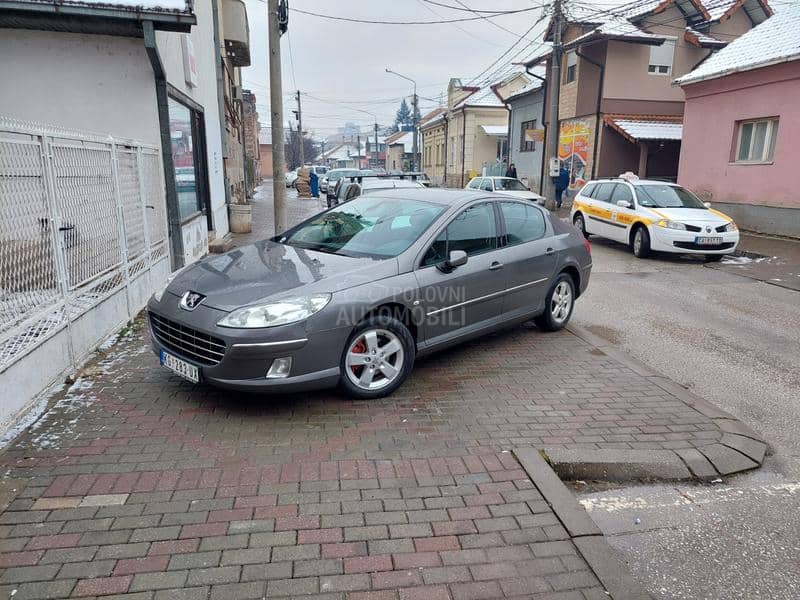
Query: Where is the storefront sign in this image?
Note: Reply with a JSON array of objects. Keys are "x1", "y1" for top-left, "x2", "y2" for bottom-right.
[{"x1": 558, "y1": 119, "x2": 591, "y2": 190}]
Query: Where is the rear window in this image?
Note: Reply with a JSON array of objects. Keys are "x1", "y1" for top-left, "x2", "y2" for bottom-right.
[
  {"x1": 580, "y1": 183, "x2": 597, "y2": 198},
  {"x1": 594, "y1": 183, "x2": 616, "y2": 203}
]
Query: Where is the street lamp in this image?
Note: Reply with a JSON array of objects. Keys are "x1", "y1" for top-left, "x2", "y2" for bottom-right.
[{"x1": 386, "y1": 67, "x2": 419, "y2": 172}]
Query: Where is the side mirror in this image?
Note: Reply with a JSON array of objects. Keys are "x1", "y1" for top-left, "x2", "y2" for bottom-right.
[
  {"x1": 704, "y1": 202, "x2": 711, "y2": 208},
  {"x1": 437, "y1": 250, "x2": 468, "y2": 273},
  {"x1": 616, "y1": 200, "x2": 631, "y2": 208}
]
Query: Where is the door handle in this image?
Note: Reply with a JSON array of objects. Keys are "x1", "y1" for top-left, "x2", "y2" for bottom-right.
[
  {"x1": 545, "y1": 247, "x2": 555, "y2": 256},
  {"x1": 489, "y1": 261, "x2": 504, "y2": 271}
]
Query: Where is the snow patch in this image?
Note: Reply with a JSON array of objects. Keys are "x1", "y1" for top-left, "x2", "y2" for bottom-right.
[
  {"x1": 33, "y1": 0, "x2": 190, "y2": 11},
  {"x1": 721, "y1": 255, "x2": 766, "y2": 265},
  {"x1": 28, "y1": 378, "x2": 99, "y2": 450}
]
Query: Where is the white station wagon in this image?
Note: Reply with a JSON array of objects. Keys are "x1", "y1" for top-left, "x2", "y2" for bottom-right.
[{"x1": 570, "y1": 178, "x2": 739, "y2": 260}]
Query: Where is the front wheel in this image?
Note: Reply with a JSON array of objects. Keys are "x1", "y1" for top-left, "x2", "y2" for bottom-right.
[
  {"x1": 632, "y1": 226, "x2": 651, "y2": 258},
  {"x1": 340, "y1": 316, "x2": 415, "y2": 399},
  {"x1": 535, "y1": 273, "x2": 575, "y2": 332},
  {"x1": 573, "y1": 213, "x2": 589, "y2": 239}
]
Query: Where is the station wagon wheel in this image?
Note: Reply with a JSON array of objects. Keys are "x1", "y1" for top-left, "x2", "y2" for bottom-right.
[
  {"x1": 632, "y1": 226, "x2": 651, "y2": 258},
  {"x1": 573, "y1": 213, "x2": 589, "y2": 239},
  {"x1": 534, "y1": 273, "x2": 575, "y2": 332},
  {"x1": 340, "y1": 315, "x2": 415, "y2": 399}
]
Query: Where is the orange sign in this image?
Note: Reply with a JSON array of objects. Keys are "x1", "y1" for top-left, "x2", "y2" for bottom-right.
[
  {"x1": 525, "y1": 129, "x2": 545, "y2": 143},
  {"x1": 558, "y1": 119, "x2": 591, "y2": 190}
]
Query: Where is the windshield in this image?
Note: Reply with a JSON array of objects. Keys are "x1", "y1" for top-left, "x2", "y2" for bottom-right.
[
  {"x1": 495, "y1": 179, "x2": 527, "y2": 191},
  {"x1": 636, "y1": 184, "x2": 706, "y2": 209},
  {"x1": 280, "y1": 196, "x2": 446, "y2": 258}
]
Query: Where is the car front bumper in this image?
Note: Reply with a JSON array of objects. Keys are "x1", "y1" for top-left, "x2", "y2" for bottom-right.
[
  {"x1": 650, "y1": 226, "x2": 739, "y2": 255},
  {"x1": 146, "y1": 296, "x2": 348, "y2": 393}
]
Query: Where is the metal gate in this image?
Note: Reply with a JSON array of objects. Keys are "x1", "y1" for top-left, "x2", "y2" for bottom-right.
[{"x1": 0, "y1": 117, "x2": 169, "y2": 376}]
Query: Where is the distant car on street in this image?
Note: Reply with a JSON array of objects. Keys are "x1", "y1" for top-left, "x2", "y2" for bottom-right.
[
  {"x1": 323, "y1": 168, "x2": 361, "y2": 206},
  {"x1": 285, "y1": 168, "x2": 299, "y2": 188},
  {"x1": 570, "y1": 176, "x2": 739, "y2": 260},
  {"x1": 466, "y1": 176, "x2": 544, "y2": 202},
  {"x1": 148, "y1": 188, "x2": 592, "y2": 399},
  {"x1": 337, "y1": 177, "x2": 424, "y2": 204}
]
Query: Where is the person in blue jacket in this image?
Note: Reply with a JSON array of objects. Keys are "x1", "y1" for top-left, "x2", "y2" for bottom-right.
[
  {"x1": 555, "y1": 165, "x2": 569, "y2": 209},
  {"x1": 309, "y1": 170, "x2": 319, "y2": 198}
]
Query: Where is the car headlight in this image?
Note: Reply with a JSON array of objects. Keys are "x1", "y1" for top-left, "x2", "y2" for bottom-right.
[
  {"x1": 656, "y1": 220, "x2": 687, "y2": 231},
  {"x1": 217, "y1": 294, "x2": 331, "y2": 329},
  {"x1": 720, "y1": 221, "x2": 738, "y2": 232}
]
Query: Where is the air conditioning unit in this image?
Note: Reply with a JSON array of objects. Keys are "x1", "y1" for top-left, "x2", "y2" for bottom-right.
[{"x1": 232, "y1": 86, "x2": 243, "y2": 102}]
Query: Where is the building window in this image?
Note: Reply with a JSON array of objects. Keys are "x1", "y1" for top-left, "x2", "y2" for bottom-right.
[
  {"x1": 735, "y1": 118, "x2": 779, "y2": 163},
  {"x1": 520, "y1": 120, "x2": 536, "y2": 152},
  {"x1": 168, "y1": 96, "x2": 208, "y2": 221},
  {"x1": 648, "y1": 39, "x2": 675, "y2": 75},
  {"x1": 565, "y1": 51, "x2": 577, "y2": 83}
]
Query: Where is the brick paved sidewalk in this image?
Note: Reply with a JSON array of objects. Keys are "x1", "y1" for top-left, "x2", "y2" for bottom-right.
[{"x1": 0, "y1": 183, "x2": 759, "y2": 599}]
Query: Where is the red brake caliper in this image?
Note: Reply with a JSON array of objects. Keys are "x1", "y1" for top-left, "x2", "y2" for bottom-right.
[{"x1": 351, "y1": 339, "x2": 367, "y2": 374}]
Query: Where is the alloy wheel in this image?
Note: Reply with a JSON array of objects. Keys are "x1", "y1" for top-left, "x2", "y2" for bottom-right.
[
  {"x1": 550, "y1": 281, "x2": 573, "y2": 324},
  {"x1": 634, "y1": 230, "x2": 643, "y2": 254},
  {"x1": 345, "y1": 328, "x2": 405, "y2": 391}
]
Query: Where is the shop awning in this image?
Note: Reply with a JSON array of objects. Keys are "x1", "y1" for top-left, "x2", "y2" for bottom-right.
[
  {"x1": 603, "y1": 116, "x2": 683, "y2": 143},
  {"x1": 481, "y1": 125, "x2": 508, "y2": 137}
]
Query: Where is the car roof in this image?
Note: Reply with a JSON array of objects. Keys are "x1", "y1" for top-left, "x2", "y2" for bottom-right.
[
  {"x1": 585, "y1": 178, "x2": 679, "y2": 187},
  {"x1": 358, "y1": 188, "x2": 495, "y2": 206}
]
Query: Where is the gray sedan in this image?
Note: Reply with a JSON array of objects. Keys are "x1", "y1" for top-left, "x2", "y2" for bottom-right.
[{"x1": 147, "y1": 189, "x2": 592, "y2": 399}]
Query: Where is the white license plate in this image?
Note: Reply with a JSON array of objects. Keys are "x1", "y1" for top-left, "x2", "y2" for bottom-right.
[
  {"x1": 160, "y1": 350, "x2": 199, "y2": 383},
  {"x1": 695, "y1": 236, "x2": 723, "y2": 245}
]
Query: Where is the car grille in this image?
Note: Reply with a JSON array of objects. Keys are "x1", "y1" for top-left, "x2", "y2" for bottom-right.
[
  {"x1": 715, "y1": 224, "x2": 729, "y2": 233},
  {"x1": 149, "y1": 312, "x2": 226, "y2": 366},
  {"x1": 683, "y1": 224, "x2": 702, "y2": 232},
  {"x1": 673, "y1": 241, "x2": 735, "y2": 251}
]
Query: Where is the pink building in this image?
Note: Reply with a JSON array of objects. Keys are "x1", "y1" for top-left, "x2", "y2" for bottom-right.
[{"x1": 677, "y1": 5, "x2": 800, "y2": 238}]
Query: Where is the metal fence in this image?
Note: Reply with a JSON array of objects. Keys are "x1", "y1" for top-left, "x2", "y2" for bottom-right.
[{"x1": 0, "y1": 118, "x2": 169, "y2": 374}]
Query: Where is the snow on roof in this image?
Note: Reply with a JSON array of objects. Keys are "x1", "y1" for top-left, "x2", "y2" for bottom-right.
[
  {"x1": 605, "y1": 116, "x2": 683, "y2": 141},
  {"x1": 685, "y1": 26, "x2": 727, "y2": 48},
  {"x1": 21, "y1": 0, "x2": 190, "y2": 11},
  {"x1": 504, "y1": 77, "x2": 544, "y2": 102},
  {"x1": 455, "y1": 87, "x2": 504, "y2": 109},
  {"x1": 677, "y1": 3, "x2": 797, "y2": 85},
  {"x1": 706, "y1": 0, "x2": 738, "y2": 21},
  {"x1": 387, "y1": 131, "x2": 414, "y2": 153},
  {"x1": 481, "y1": 125, "x2": 508, "y2": 136}
]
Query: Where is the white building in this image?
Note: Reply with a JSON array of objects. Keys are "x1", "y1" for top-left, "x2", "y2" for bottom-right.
[{"x1": 0, "y1": 0, "x2": 250, "y2": 433}]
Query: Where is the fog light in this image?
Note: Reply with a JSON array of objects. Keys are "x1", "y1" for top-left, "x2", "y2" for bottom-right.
[{"x1": 266, "y1": 357, "x2": 292, "y2": 379}]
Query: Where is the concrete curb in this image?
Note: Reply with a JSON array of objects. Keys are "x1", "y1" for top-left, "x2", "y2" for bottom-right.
[
  {"x1": 565, "y1": 323, "x2": 766, "y2": 481},
  {"x1": 515, "y1": 448, "x2": 654, "y2": 600}
]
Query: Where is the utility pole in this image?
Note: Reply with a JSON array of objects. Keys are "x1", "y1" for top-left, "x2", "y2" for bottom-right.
[
  {"x1": 543, "y1": 0, "x2": 563, "y2": 211},
  {"x1": 295, "y1": 90, "x2": 305, "y2": 166},
  {"x1": 356, "y1": 134, "x2": 361, "y2": 169},
  {"x1": 374, "y1": 122, "x2": 379, "y2": 170},
  {"x1": 268, "y1": 0, "x2": 287, "y2": 234},
  {"x1": 411, "y1": 92, "x2": 419, "y2": 172}
]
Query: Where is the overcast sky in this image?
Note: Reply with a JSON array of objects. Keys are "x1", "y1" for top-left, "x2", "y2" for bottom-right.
[{"x1": 242, "y1": 0, "x2": 551, "y2": 138}]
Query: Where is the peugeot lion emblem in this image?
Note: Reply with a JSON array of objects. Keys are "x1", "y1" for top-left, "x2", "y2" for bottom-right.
[{"x1": 180, "y1": 291, "x2": 205, "y2": 311}]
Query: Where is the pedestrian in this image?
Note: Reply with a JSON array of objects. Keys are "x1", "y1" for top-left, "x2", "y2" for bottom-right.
[
  {"x1": 555, "y1": 165, "x2": 569, "y2": 209},
  {"x1": 505, "y1": 163, "x2": 518, "y2": 179}
]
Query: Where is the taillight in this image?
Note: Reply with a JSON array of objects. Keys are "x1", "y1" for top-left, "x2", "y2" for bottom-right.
[{"x1": 584, "y1": 238, "x2": 591, "y2": 255}]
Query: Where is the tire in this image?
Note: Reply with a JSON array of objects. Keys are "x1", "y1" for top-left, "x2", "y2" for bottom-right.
[
  {"x1": 705, "y1": 254, "x2": 724, "y2": 262},
  {"x1": 631, "y1": 226, "x2": 651, "y2": 258},
  {"x1": 340, "y1": 315, "x2": 415, "y2": 400},
  {"x1": 534, "y1": 273, "x2": 575, "y2": 332},
  {"x1": 573, "y1": 212, "x2": 589, "y2": 239}
]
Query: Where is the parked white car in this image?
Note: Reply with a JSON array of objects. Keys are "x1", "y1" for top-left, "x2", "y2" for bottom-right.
[
  {"x1": 570, "y1": 177, "x2": 739, "y2": 260},
  {"x1": 466, "y1": 176, "x2": 544, "y2": 203},
  {"x1": 285, "y1": 168, "x2": 299, "y2": 188}
]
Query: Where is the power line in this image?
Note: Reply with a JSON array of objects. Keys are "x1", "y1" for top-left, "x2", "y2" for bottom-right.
[
  {"x1": 414, "y1": 0, "x2": 508, "y2": 47},
  {"x1": 451, "y1": 0, "x2": 527, "y2": 39},
  {"x1": 289, "y1": 6, "x2": 541, "y2": 25},
  {"x1": 420, "y1": 0, "x2": 537, "y2": 14}
]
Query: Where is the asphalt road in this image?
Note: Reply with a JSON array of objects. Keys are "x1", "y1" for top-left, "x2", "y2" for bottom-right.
[{"x1": 570, "y1": 237, "x2": 800, "y2": 599}]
